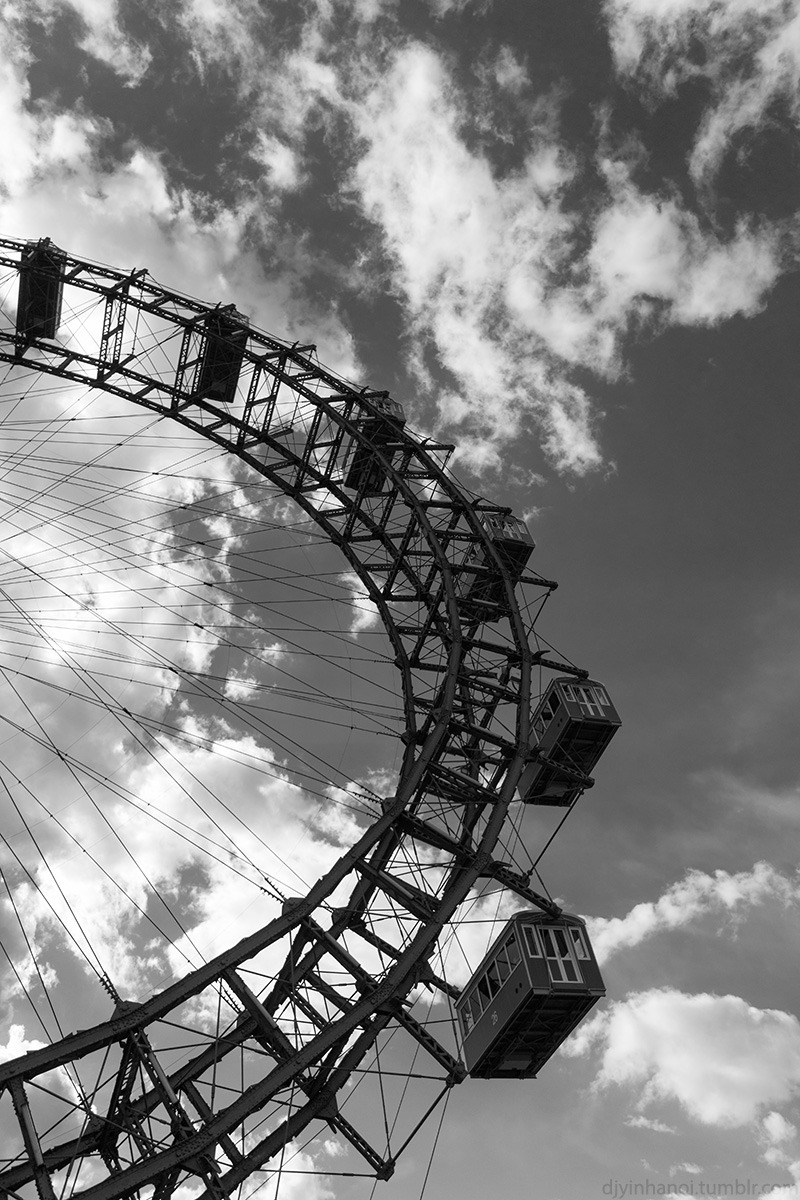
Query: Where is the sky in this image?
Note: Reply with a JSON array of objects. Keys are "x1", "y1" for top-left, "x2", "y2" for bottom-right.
[{"x1": 1, "y1": 0, "x2": 800, "y2": 1197}]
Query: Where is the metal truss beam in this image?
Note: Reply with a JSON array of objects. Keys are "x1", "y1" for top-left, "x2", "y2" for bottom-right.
[{"x1": 0, "y1": 237, "x2": 592, "y2": 1196}]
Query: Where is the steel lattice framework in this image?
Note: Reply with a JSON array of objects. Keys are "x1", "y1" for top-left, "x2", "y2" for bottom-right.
[{"x1": 0, "y1": 238, "x2": 592, "y2": 1198}]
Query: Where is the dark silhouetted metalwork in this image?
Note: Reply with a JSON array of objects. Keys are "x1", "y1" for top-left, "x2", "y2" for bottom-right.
[{"x1": 0, "y1": 237, "x2": 616, "y2": 1197}]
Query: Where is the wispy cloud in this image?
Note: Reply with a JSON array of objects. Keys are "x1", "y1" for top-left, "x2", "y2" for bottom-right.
[
  {"x1": 604, "y1": 0, "x2": 800, "y2": 187},
  {"x1": 588, "y1": 861, "x2": 798, "y2": 964},
  {"x1": 348, "y1": 38, "x2": 785, "y2": 471},
  {"x1": 349, "y1": 43, "x2": 604, "y2": 473},
  {"x1": 6, "y1": 1, "x2": 795, "y2": 477},
  {"x1": 626, "y1": 1114, "x2": 678, "y2": 1134},
  {"x1": 669, "y1": 1162, "x2": 703, "y2": 1177},
  {"x1": 18, "y1": 0, "x2": 151, "y2": 84}
]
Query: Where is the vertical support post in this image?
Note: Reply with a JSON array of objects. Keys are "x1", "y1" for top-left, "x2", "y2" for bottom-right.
[
  {"x1": 98, "y1": 284, "x2": 128, "y2": 383},
  {"x1": 8, "y1": 1077, "x2": 58, "y2": 1200}
]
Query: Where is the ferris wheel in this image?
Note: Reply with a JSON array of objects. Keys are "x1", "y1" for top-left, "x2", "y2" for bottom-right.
[{"x1": 0, "y1": 238, "x2": 620, "y2": 1198}]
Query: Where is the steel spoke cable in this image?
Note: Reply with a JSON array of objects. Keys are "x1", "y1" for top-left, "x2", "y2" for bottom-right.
[
  {"x1": 0, "y1": 486, "x2": 405, "y2": 719},
  {"x1": 2, "y1": 756, "x2": 265, "y2": 967},
  {"x1": 0, "y1": 700, "x2": 391, "y2": 835},
  {"x1": 0, "y1": 408, "x2": 167, "y2": 525},
  {"x1": 0, "y1": 430, "x2": 339, "y2": 540},
  {"x1": 0, "y1": 812, "x2": 111, "y2": 991},
  {"x1": 0, "y1": 398, "x2": 424, "y2": 604},
  {"x1": 0, "y1": 494, "x2": 398, "y2": 676},
  {"x1": 417, "y1": 1086, "x2": 450, "y2": 1200},
  {"x1": 0, "y1": 704, "x2": 381, "y2": 832},
  {"x1": 0, "y1": 612, "x2": 388, "y2": 913},
  {"x1": 0, "y1": 650, "x2": 403, "y2": 732},
  {"x1": 0, "y1": 884, "x2": 65, "y2": 1044},
  {"x1": 0, "y1": 294, "x2": 417, "y2": 758},
  {"x1": 0, "y1": 830, "x2": 122, "y2": 1120},
  {"x1": 3, "y1": 747, "x2": 273, "y2": 910},
  {"x1": 0, "y1": 686, "x2": 383, "y2": 854},
  {"x1": 0, "y1": 240, "x2": 600, "y2": 1196},
  {"x1": 0, "y1": 669, "x2": 212, "y2": 981},
  {"x1": 0, "y1": 772, "x2": 111, "y2": 983},
  {"x1": 0, "y1": 408, "x2": 253, "y2": 576},
  {"x1": 0, "y1": 557, "x2": 399, "y2": 806},
  {"x1": 10, "y1": 300, "x2": 412, "y2": 825},
  {"x1": 0, "y1": 428, "x2": 333, "y2": 537},
  {"x1": 0, "y1": 358, "x2": 95, "y2": 471},
  {"x1": 0, "y1": 361, "x2": 140, "y2": 510},
  {"x1": 12, "y1": 614, "x2": 390, "y2": 841},
  {"x1": 2, "y1": 715, "x2": 306, "y2": 1015},
  {"x1": 0, "y1": 487, "x2": 394, "y2": 663},
  {"x1": 0, "y1": 686, "x2": 293, "y2": 907}
]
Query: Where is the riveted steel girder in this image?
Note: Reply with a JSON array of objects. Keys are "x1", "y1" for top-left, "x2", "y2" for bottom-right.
[{"x1": 0, "y1": 238, "x2": 583, "y2": 1196}]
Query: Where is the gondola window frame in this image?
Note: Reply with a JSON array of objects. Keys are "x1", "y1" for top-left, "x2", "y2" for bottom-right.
[{"x1": 540, "y1": 925, "x2": 582, "y2": 983}]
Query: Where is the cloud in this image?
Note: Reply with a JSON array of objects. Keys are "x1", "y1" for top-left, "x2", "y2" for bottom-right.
[
  {"x1": 425, "y1": 0, "x2": 476, "y2": 15},
  {"x1": 2, "y1": 712, "x2": 369, "y2": 1004},
  {"x1": 626, "y1": 1114, "x2": 678, "y2": 1134},
  {"x1": 175, "y1": 0, "x2": 345, "y2": 143},
  {"x1": 7, "y1": 1, "x2": 151, "y2": 87},
  {"x1": 766, "y1": 1175, "x2": 800, "y2": 1200},
  {"x1": 54, "y1": 0, "x2": 152, "y2": 84},
  {"x1": 603, "y1": 0, "x2": 800, "y2": 187},
  {"x1": 670, "y1": 1162, "x2": 702, "y2": 1176},
  {"x1": 235, "y1": 1149, "x2": 336, "y2": 1200},
  {"x1": 2, "y1": 0, "x2": 796, "y2": 492},
  {"x1": 701, "y1": 771, "x2": 800, "y2": 834},
  {"x1": 348, "y1": 40, "x2": 786, "y2": 472},
  {"x1": 587, "y1": 861, "x2": 798, "y2": 963},
  {"x1": 565, "y1": 988, "x2": 800, "y2": 1128},
  {"x1": 338, "y1": 571, "x2": 381, "y2": 635},
  {"x1": 0, "y1": 4, "x2": 360, "y2": 373},
  {"x1": 7, "y1": 1, "x2": 790, "y2": 478},
  {"x1": 0, "y1": 18, "x2": 104, "y2": 201},
  {"x1": 253, "y1": 132, "x2": 305, "y2": 192},
  {"x1": 0, "y1": 1023, "x2": 46, "y2": 1063},
  {"x1": 756, "y1": 1110, "x2": 800, "y2": 1178},
  {"x1": 0, "y1": 376, "x2": 377, "y2": 1014},
  {"x1": 763, "y1": 1111, "x2": 798, "y2": 1147},
  {"x1": 0, "y1": 1024, "x2": 81, "y2": 1110},
  {"x1": 588, "y1": 159, "x2": 782, "y2": 326},
  {"x1": 349, "y1": 42, "x2": 604, "y2": 474}
]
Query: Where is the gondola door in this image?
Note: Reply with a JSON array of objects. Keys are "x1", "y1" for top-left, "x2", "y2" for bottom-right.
[{"x1": 536, "y1": 924, "x2": 589, "y2": 984}]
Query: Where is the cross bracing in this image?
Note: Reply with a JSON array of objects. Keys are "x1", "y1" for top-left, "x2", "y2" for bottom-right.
[{"x1": 0, "y1": 238, "x2": 592, "y2": 1197}]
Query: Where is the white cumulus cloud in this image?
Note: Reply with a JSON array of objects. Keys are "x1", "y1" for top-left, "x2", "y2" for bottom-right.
[{"x1": 565, "y1": 987, "x2": 800, "y2": 1128}]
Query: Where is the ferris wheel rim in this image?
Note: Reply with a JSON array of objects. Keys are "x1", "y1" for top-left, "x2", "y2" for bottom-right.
[{"x1": 0, "y1": 237, "x2": 577, "y2": 1195}]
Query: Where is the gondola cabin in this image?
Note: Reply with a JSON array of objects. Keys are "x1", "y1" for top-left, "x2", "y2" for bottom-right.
[
  {"x1": 457, "y1": 513, "x2": 535, "y2": 613},
  {"x1": 16, "y1": 238, "x2": 66, "y2": 341},
  {"x1": 195, "y1": 306, "x2": 249, "y2": 405},
  {"x1": 343, "y1": 394, "x2": 406, "y2": 495},
  {"x1": 517, "y1": 678, "x2": 621, "y2": 806},
  {"x1": 456, "y1": 911, "x2": 604, "y2": 1079}
]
